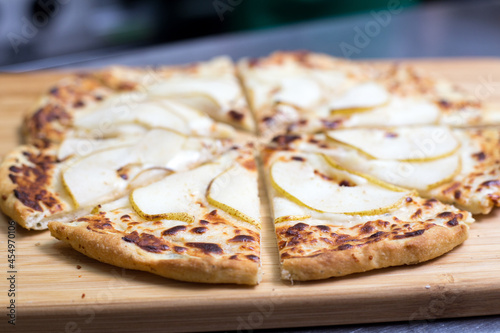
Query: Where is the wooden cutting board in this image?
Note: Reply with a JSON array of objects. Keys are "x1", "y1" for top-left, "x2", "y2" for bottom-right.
[{"x1": 1, "y1": 59, "x2": 500, "y2": 333}]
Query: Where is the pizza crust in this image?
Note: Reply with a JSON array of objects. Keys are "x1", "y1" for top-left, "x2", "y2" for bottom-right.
[
  {"x1": 279, "y1": 219, "x2": 468, "y2": 281},
  {"x1": 49, "y1": 221, "x2": 260, "y2": 285}
]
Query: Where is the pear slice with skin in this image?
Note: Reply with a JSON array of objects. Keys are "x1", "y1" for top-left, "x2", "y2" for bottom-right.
[
  {"x1": 62, "y1": 146, "x2": 139, "y2": 209},
  {"x1": 321, "y1": 154, "x2": 409, "y2": 193},
  {"x1": 127, "y1": 167, "x2": 173, "y2": 190},
  {"x1": 326, "y1": 126, "x2": 460, "y2": 162},
  {"x1": 274, "y1": 215, "x2": 312, "y2": 224},
  {"x1": 130, "y1": 163, "x2": 227, "y2": 222},
  {"x1": 330, "y1": 82, "x2": 389, "y2": 114},
  {"x1": 206, "y1": 164, "x2": 261, "y2": 228},
  {"x1": 270, "y1": 159, "x2": 410, "y2": 215},
  {"x1": 322, "y1": 151, "x2": 462, "y2": 192}
]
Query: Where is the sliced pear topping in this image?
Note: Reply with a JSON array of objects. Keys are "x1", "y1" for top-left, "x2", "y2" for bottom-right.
[
  {"x1": 343, "y1": 97, "x2": 440, "y2": 127},
  {"x1": 131, "y1": 129, "x2": 186, "y2": 166},
  {"x1": 74, "y1": 100, "x2": 191, "y2": 135},
  {"x1": 353, "y1": 155, "x2": 460, "y2": 192},
  {"x1": 130, "y1": 163, "x2": 226, "y2": 222},
  {"x1": 274, "y1": 77, "x2": 321, "y2": 108},
  {"x1": 274, "y1": 215, "x2": 312, "y2": 224},
  {"x1": 91, "y1": 196, "x2": 130, "y2": 214},
  {"x1": 330, "y1": 82, "x2": 389, "y2": 114},
  {"x1": 58, "y1": 136, "x2": 141, "y2": 160},
  {"x1": 62, "y1": 146, "x2": 138, "y2": 208},
  {"x1": 321, "y1": 154, "x2": 408, "y2": 192},
  {"x1": 206, "y1": 164, "x2": 260, "y2": 228},
  {"x1": 326, "y1": 126, "x2": 459, "y2": 161},
  {"x1": 270, "y1": 159, "x2": 409, "y2": 215},
  {"x1": 127, "y1": 167, "x2": 172, "y2": 190}
]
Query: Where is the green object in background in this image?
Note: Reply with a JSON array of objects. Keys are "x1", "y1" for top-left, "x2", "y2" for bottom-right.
[{"x1": 225, "y1": 0, "x2": 419, "y2": 31}]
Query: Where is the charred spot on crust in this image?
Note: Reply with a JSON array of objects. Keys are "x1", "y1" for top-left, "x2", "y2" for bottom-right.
[
  {"x1": 385, "y1": 132, "x2": 398, "y2": 138},
  {"x1": 228, "y1": 110, "x2": 244, "y2": 122},
  {"x1": 209, "y1": 210, "x2": 217, "y2": 216},
  {"x1": 394, "y1": 229, "x2": 425, "y2": 239},
  {"x1": 162, "y1": 225, "x2": 187, "y2": 236},
  {"x1": 360, "y1": 224, "x2": 375, "y2": 234},
  {"x1": 423, "y1": 198, "x2": 438, "y2": 207},
  {"x1": 120, "y1": 214, "x2": 131, "y2": 220},
  {"x1": 246, "y1": 254, "x2": 259, "y2": 262},
  {"x1": 314, "y1": 169, "x2": 332, "y2": 181},
  {"x1": 454, "y1": 190, "x2": 462, "y2": 199},
  {"x1": 480, "y1": 180, "x2": 500, "y2": 187},
  {"x1": 411, "y1": 208, "x2": 422, "y2": 219},
  {"x1": 291, "y1": 156, "x2": 305, "y2": 161},
  {"x1": 337, "y1": 244, "x2": 353, "y2": 251},
  {"x1": 271, "y1": 134, "x2": 301, "y2": 146},
  {"x1": 190, "y1": 227, "x2": 208, "y2": 234},
  {"x1": 9, "y1": 150, "x2": 62, "y2": 213},
  {"x1": 186, "y1": 242, "x2": 223, "y2": 255},
  {"x1": 199, "y1": 219, "x2": 209, "y2": 225},
  {"x1": 73, "y1": 100, "x2": 85, "y2": 108},
  {"x1": 446, "y1": 217, "x2": 459, "y2": 227},
  {"x1": 229, "y1": 235, "x2": 256, "y2": 242},
  {"x1": 316, "y1": 225, "x2": 330, "y2": 232},
  {"x1": 174, "y1": 246, "x2": 187, "y2": 253},
  {"x1": 472, "y1": 152, "x2": 486, "y2": 161},
  {"x1": 29, "y1": 104, "x2": 71, "y2": 131},
  {"x1": 406, "y1": 197, "x2": 413, "y2": 203},
  {"x1": 437, "y1": 211, "x2": 453, "y2": 218},
  {"x1": 122, "y1": 231, "x2": 169, "y2": 253},
  {"x1": 285, "y1": 223, "x2": 309, "y2": 236},
  {"x1": 369, "y1": 231, "x2": 386, "y2": 239}
]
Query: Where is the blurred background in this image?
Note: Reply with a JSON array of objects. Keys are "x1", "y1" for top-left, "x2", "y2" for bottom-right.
[{"x1": 0, "y1": 0, "x2": 498, "y2": 71}]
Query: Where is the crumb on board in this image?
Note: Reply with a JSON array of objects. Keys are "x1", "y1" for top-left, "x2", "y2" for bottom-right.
[
  {"x1": 81, "y1": 293, "x2": 85, "y2": 299},
  {"x1": 35, "y1": 242, "x2": 40, "y2": 246},
  {"x1": 76, "y1": 265, "x2": 82, "y2": 269}
]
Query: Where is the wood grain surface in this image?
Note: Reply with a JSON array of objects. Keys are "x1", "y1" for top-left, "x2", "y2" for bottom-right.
[{"x1": 1, "y1": 59, "x2": 500, "y2": 333}]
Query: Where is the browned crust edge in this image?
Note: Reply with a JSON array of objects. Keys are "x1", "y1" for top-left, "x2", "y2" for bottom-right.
[
  {"x1": 48, "y1": 221, "x2": 260, "y2": 285},
  {"x1": 281, "y1": 223, "x2": 469, "y2": 281}
]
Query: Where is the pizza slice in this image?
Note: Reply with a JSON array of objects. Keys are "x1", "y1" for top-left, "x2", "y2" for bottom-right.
[
  {"x1": 0, "y1": 129, "x2": 232, "y2": 230},
  {"x1": 238, "y1": 51, "x2": 499, "y2": 137},
  {"x1": 48, "y1": 145, "x2": 262, "y2": 285},
  {"x1": 24, "y1": 57, "x2": 254, "y2": 144},
  {"x1": 262, "y1": 146, "x2": 472, "y2": 281},
  {"x1": 270, "y1": 126, "x2": 500, "y2": 214}
]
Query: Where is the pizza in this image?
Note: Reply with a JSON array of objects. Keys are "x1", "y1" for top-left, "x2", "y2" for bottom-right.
[
  {"x1": 49, "y1": 145, "x2": 262, "y2": 285},
  {"x1": 238, "y1": 51, "x2": 500, "y2": 137},
  {"x1": 2, "y1": 51, "x2": 500, "y2": 285},
  {"x1": 261, "y1": 147, "x2": 472, "y2": 280}
]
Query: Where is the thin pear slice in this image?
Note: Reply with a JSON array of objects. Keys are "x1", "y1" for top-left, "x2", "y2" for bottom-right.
[
  {"x1": 330, "y1": 82, "x2": 389, "y2": 114},
  {"x1": 270, "y1": 159, "x2": 409, "y2": 215},
  {"x1": 74, "y1": 100, "x2": 190, "y2": 134},
  {"x1": 62, "y1": 146, "x2": 139, "y2": 208},
  {"x1": 343, "y1": 97, "x2": 440, "y2": 127},
  {"x1": 91, "y1": 196, "x2": 130, "y2": 214},
  {"x1": 127, "y1": 167, "x2": 172, "y2": 190},
  {"x1": 274, "y1": 215, "x2": 312, "y2": 224},
  {"x1": 130, "y1": 163, "x2": 226, "y2": 222},
  {"x1": 327, "y1": 152, "x2": 462, "y2": 192},
  {"x1": 130, "y1": 129, "x2": 186, "y2": 166},
  {"x1": 326, "y1": 126, "x2": 459, "y2": 161},
  {"x1": 206, "y1": 164, "x2": 260, "y2": 228},
  {"x1": 58, "y1": 136, "x2": 141, "y2": 160},
  {"x1": 321, "y1": 154, "x2": 408, "y2": 193},
  {"x1": 274, "y1": 77, "x2": 321, "y2": 108}
]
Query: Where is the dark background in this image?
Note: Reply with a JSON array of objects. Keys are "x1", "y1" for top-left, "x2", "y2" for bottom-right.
[{"x1": 0, "y1": 0, "x2": 492, "y2": 71}]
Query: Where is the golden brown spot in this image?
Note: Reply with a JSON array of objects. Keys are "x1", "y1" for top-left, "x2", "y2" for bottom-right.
[
  {"x1": 162, "y1": 225, "x2": 186, "y2": 236},
  {"x1": 411, "y1": 208, "x2": 422, "y2": 219},
  {"x1": 228, "y1": 110, "x2": 244, "y2": 122}
]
